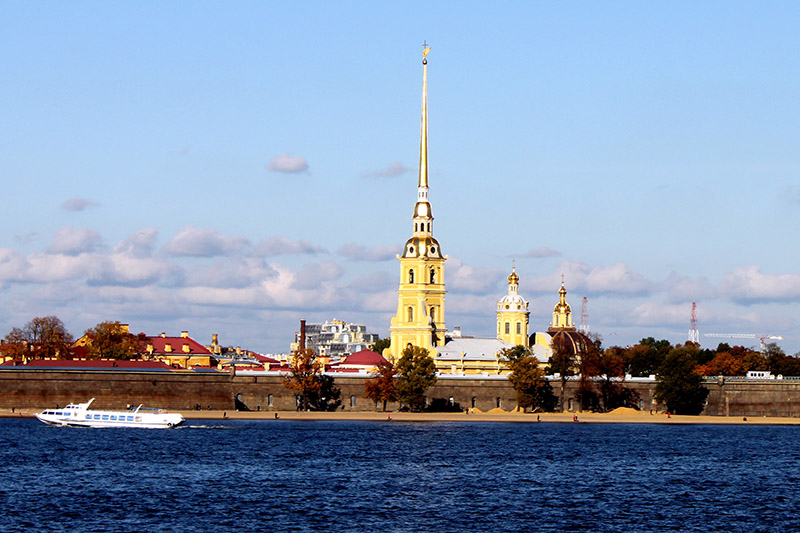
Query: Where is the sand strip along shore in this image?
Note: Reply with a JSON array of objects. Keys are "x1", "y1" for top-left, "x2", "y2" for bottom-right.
[{"x1": 5, "y1": 407, "x2": 800, "y2": 425}]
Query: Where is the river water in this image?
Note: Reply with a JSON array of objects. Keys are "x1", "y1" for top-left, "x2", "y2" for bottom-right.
[{"x1": 0, "y1": 418, "x2": 798, "y2": 532}]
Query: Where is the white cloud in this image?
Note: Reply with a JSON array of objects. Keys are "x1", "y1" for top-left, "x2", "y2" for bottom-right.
[
  {"x1": 0, "y1": 249, "x2": 30, "y2": 282},
  {"x1": 185, "y1": 258, "x2": 278, "y2": 289},
  {"x1": 253, "y1": 237, "x2": 326, "y2": 256},
  {"x1": 362, "y1": 161, "x2": 411, "y2": 178},
  {"x1": 663, "y1": 272, "x2": 717, "y2": 303},
  {"x1": 585, "y1": 263, "x2": 651, "y2": 295},
  {"x1": 61, "y1": 197, "x2": 99, "y2": 212},
  {"x1": 46, "y1": 227, "x2": 103, "y2": 256},
  {"x1": 628, "y1": 302, "x2": 691, "y2": 327},
  {"x1": 337, "y1": 243, "x2": 398, "y2": 262},
  {"x1": 114, "y1": 228, "x2": 159, "y2": 258},
  {"x1": 519, "y1": 247, "x2": 561, "y2": 259},
  {"x1": 718, "y1": 266, "x2": 800, "y2": 304},
  {"x1": 88, "y1": 255, "x2": 181, "y2": 288},
  {"x1": 162, "y1": 225, "x2": 250, "y2": 257},
  {"x1": 527, "y1": 260, "x2": 651, "y2": 296},
  {"x1": 267, "y1": 153, "x2": 309, "y2": 174},
  {"x1": 292, "y1": 261, "x2": 343, "y2": 290},
  {"x1": 447, "y1": 256, "x2": 505, "y2": 294}
]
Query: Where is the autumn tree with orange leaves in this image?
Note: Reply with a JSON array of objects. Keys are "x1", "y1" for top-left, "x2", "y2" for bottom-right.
[{"x1": 364, "y1": 361, "x2": 397, "y2": 411}]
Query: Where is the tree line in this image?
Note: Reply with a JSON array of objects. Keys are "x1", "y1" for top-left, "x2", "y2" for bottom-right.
[{"x1": 1, "y1": 316, "x2": 140, "y2": 361}]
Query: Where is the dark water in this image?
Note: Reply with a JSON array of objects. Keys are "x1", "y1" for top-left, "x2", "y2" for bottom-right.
[{"x1": 1, "y1": 419, "x2": 799, "y2": 532}]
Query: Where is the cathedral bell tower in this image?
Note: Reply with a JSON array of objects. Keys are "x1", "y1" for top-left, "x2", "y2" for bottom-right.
[
  {"x1": 389, "y1": 44, "x2": 447, "y2": 362},
  {"x1": 496, "y1": 264, "x2": 530, "y2": 347}
]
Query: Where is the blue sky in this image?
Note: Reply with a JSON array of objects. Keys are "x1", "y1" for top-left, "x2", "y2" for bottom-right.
[{"x1": 2, "y1": 2, "x2": 799, "y2": 354}]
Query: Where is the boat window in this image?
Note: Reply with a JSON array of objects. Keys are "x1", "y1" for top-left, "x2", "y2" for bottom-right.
[
  {"x1": 135, "y1": 417, "x2": 142, "y2": 422},
  {"x1": 94, "y1": 414, "x2": 101, "y2": 419},
  {"x1": 127, "y1": 416, "x2": 134, "y2": 421},
  {"x1": 102, "y1": 415, "x2": 109, "y2": 420},
  {"x1": 55, "y1": 412, "x2": 63, "y2": 416},
  {"x1": 110, "y1": 415, "x2": 117, "y2": 420},
  {"x1": 85, "y1": 415, "x2": 91, "y2": 419}
]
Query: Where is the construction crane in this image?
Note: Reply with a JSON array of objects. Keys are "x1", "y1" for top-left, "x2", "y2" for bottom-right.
[{"x1": 703, "y1": 333, "x2": 784, "y2": 354}]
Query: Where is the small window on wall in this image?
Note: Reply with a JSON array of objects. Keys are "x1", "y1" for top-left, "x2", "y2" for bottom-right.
[
  {"x1": 350, "y1": 395, "x2": 356, "y2": 408},
  {"x1": 496, "y1": 397, "x2": 502, "y2": 409},
  {"x1": 516, "y1": 322, "x2": 521, "y2": 335},
  {"x1": 430, "y1": 307, "x2": 435, "y2": 322},
  {"x1": 505, "y1": 322, "x2": 510, "y2": 334},
  {"x1": 408, "y1": 307, "x2": 414, "y2": 322},
  {"x1": 471, "y1": 397, "x2": 476, "y2": 408},
  {"x1": 409, "y1": 270, "x2": 414, "y2": 283},
  {"x1": 268, "y1": 394, "x2": 273, "y2": 407},
  {"x1": 430, "y1": 268, "x2": 435, "y2": 283}
]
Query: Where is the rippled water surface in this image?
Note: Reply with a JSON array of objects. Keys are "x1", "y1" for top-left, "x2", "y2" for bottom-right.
[{"x1": 1, "y1": 418, "x2": 799, "y2": 532}]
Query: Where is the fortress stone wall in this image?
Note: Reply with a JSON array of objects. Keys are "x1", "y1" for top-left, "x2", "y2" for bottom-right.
[{"x1": 1, "y1": 369, "x2": 800, "y2": 417}]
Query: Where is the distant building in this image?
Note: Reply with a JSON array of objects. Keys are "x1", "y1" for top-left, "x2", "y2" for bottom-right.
[
  {"x1": 140, "y1": 331, "x2": 214, "y2": 368},
  {"x1": 291, "y1": 320, "x2": 380, "y2": 361}
]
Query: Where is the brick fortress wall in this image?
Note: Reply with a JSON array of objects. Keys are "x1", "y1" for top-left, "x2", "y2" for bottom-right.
[{"x1": 1, "y1": 370, "x2": 799, "y2": 417}]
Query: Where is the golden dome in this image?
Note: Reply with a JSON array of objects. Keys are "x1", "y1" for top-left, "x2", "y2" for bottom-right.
[{"x1": 508, "y1": 266, "x2": 519, "y2": 285}]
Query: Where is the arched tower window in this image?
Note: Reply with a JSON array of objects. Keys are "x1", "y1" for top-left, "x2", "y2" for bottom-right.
[
  {"x1": 430, "y1": 268, "x2": 435, "y2": 284},
  {"x1": 409, "y1": 269, "x2": 414, "y2": 284},
  {"x1": 407, "y1": 307, "x2": 414, "y2": 322},
  {"x1": 430, "y1": 306, "x2": 435, "y2": 322}
]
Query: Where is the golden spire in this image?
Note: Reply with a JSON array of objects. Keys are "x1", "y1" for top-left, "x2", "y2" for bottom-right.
[{"x1": 418, "y1": 41, "x2": 429, "y2": 190}]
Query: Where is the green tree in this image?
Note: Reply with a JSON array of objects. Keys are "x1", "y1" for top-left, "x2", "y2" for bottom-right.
[
  {"x1": 364, "y1": 361, "x2": 397, "y2": 411},
  {"x1": 4, "y1": 316, "x2": 74, "y2": 360},
  {"x1": 395, "y1": 345, "x2": 437, "y2": 412},
  {"x1": 306, "y1": 374, "x2": 342, "y2": 411},
  {"x1": 371, "y1": 338, "x2": 391, "y2": 355},
  {"x1": 767, "y1": 344, "x2": 800, "y2": 376},
  {"x1": 83, "y1": 321, "x2": 139, "y2": 360},
  {"x1": 626, "y1": 338, "x2": 672, "y2": 377},
  {"x1": 655, "y1": 345, "x2": 709, "y2": 415},
  {"x1": 502, "y1": 346, "x2": 555, "y2": 412}
]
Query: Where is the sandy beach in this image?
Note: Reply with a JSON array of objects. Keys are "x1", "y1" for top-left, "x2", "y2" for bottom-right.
[{"x1": 6, "y1": 406, "x2": 800, "y2": 425}]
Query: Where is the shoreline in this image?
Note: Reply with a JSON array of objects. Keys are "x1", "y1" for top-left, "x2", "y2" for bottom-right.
[{"x1": 5, "y1": 407, "x2": 800, "y2": 425}]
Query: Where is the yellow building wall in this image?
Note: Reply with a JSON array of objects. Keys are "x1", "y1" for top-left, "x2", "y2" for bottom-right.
[{"x1": 389, "y1": 256, "x2": 446, "y2": 362}]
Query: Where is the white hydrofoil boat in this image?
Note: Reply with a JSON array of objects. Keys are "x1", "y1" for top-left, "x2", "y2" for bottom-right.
[{"x1": 36, "y1": 398, "x2": 185, "y2": 428}]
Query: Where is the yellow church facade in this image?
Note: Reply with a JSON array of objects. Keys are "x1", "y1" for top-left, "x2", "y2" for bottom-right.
[
  {"x1": 387, "y1": 48, "x2": 588, "y2": 375},
  {"x1": 389, "y1": 46, "x2": 447, "y2": 362}
]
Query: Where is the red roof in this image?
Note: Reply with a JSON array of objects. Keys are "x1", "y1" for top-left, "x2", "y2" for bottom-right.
[
  {"x1": 141, "y1": 335, "x2": 212, "y2": 356},
  {"x1": 2, "y1": 359, "x2": 172, "y2": 370},
  {"x1": 251, "y1": 353, "x2": 280, "y2": 364},
  {"x1": 342, "y1": 349, "x2": 388, "y2": 366}
]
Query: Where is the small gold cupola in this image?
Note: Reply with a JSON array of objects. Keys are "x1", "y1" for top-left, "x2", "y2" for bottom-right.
[{"x1": 551, "y1": 275, "x2": 573, "y2": 329}]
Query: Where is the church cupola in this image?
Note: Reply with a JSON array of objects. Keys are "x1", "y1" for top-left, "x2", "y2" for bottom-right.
[
  {"x1": 496, "y1": 263, "x2": 530, "y2": 347},
  {"x1": 550, "y1": 276, "x2": 574, "y2": 329}
]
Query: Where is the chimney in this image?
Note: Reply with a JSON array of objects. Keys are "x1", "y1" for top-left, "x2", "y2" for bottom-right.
[
  {"x1": 453, "y1": 326, "x2": 462, "y2": 337},
  {"x1": 212, "y1": 334, "x2": 219, "y2": 346},
  {"x1": 181, "y1": 331, "x2": 189, "y2": 338},
  {"x1": 161, "y1": 332, "x2": 166, "y2": 338},
  {"x1": 300, "y1": 319, "x2": 306, "y2": 352}
]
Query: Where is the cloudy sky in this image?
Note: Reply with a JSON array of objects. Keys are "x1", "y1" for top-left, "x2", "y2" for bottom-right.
[{"x1": 2, "y1": 2, "x2": 799, "y2": 354}]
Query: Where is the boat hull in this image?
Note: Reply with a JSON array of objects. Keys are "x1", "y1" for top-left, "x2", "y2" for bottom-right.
[{"x1": 35, "y1": 399, "x2": 185, "y2": 429}]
